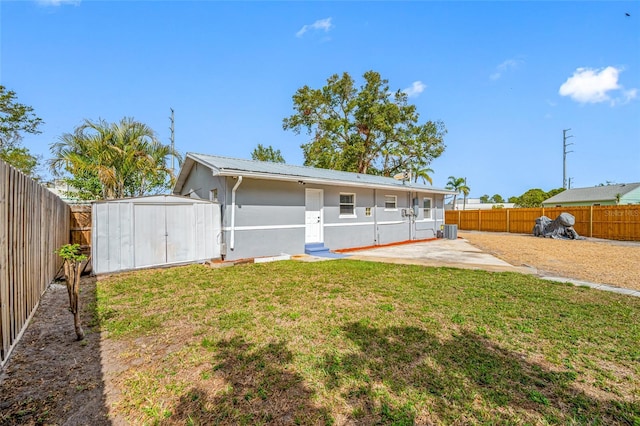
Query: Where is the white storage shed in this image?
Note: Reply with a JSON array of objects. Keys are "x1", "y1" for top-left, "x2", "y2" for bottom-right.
[{"x1": 92, "y1": 195, "x2": 221, "y2": 274}]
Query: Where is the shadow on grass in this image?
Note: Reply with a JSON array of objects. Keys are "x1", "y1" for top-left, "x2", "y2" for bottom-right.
[
  {"x1": 169, "y1": 336, "x2": 332, "y2": 425},
  {"x1": 0, "y1": 278, "x2": 111, "y2": 425},
  {"x1": 320, "y1": 322, "x2": 640, "y2": 424}
]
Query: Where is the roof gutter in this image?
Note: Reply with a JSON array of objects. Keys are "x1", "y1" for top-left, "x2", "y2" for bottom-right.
[
  {"x1": 213, "y1": 170, "x2": 455, "y2": 195},
  {"x1": 230, "y1": 176, "x2": 243, "y2": 251}
]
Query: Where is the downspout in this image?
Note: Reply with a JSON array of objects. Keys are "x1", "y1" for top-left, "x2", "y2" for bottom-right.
[
  {"x1": 408, "y1": 191, "x2": 414, "y2": 240},
  {"x1": 373, "y1": 189, "x2": 378, "y2": 245},
  {"x1": 412, "y1": 191, "x2": 416, "y2": 240},
  {"x1": 230, "y1": 176, "x2": 243, "y2": 250}
]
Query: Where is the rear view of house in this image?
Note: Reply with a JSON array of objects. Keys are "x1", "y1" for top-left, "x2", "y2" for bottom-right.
[{"x1": 173, "y1": 153, "x2": 453, "y2": 261}]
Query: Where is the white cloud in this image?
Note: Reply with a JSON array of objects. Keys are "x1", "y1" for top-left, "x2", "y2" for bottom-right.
[
  {"x1": 619, "y1": 88, "x2": 638, "y2": 105},
  {"x1": 559, "y1": 66, "x2": 636, "y2": 105},
  {"x1": 296, "y1": 18, "x2": 333, "y2": 38},
  {"x1": 37, "y1": 0, "x2": 80, "y2": 5},
  {"x1": 490, "y1": 58, "x2": 523, "y2": 81},
  {"x1": 403, "y1": 81, "x2": 426, "y2": 98}
]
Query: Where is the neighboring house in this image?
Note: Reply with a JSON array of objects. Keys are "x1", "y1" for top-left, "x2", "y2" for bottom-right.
[
  {"x1": 173, "y1": 153, "x2": 454, "y2": 261},
  {"x1": 445, "y1": 198, "x2": 515, "y2": 210},
  {"x1": 44, "y1": 179, "x2": 85, "y2": 204},
  {"x1": 542, "y1": 183, "x2": 640, "y2": 207}
]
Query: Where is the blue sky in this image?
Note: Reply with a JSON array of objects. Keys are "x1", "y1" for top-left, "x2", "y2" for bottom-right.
[{"x1": 2, "y1": 0, "x2": 639, "y2": 199}]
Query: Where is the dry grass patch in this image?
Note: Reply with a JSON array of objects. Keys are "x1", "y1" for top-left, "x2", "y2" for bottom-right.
[{"x1": 460, "y1": 231, "x2": 640, "y2": 290}]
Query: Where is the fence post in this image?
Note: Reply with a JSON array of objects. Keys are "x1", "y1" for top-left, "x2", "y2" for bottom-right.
[
  {"x1": 478, "y1": 210, "x2": 482, "y2": 231},
  {"x1": 457, "y1": 210, "x2": 461, "y2": 228},
  {"x1": 506, "y1": 209, "x2": 510, "y2": 233},
  {"x1": 590, "y1": 205, "x2": 593, "y2": 238}
]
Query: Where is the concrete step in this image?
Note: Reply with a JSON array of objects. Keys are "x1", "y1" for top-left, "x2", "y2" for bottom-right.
[
  {"x1": 305, "y1": 243, "x2": 330, "y2": 254},
  {"x1": 304, "y1": 243, "x2": 349, "y2": 259}
]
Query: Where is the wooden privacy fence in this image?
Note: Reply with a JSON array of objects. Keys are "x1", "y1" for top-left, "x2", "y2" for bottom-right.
[
  {"x1": 0, "y1": 159, "x2": 70, "y2": 366},
  {"x1": 70, "y1": 204, "x2": 92, "y2": 246},
  {"x1": 445, "y1": 205, "x2": 640, "y2": 241}
]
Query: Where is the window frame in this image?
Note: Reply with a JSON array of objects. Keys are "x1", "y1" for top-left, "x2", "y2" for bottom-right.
[
  {"x1": 384, "y1": 195, "x2": 398, "y2": 211},
  {"x1": 339, "y1": 193, "x2": 356, "y2": 218},
  {"x1": 423, "y1": 197, "x2": 433, "y2": 220}
]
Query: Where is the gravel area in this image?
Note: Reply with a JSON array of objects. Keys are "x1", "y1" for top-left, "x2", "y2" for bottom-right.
[{"x1": 459, "y1": 231, "x2": 640, "y2": 291}]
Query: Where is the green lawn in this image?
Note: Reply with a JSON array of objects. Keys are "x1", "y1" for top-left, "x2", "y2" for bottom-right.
[{"x1": 95, "y1": 260, "x2": 640, "y2": 425}]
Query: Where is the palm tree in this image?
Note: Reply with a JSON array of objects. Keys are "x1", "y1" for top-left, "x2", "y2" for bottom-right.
[
  {"x1": 445, "y1": 176, "x2": 470, "y2": 210},
  {"x1": 49, "y1": 117, "x2": 182, "y2": 200},
  {"x1": 412, "y1": 165, "x2": 434, "y2": 185},
  {"x1": 49, "y1": 122, "x2": 113, "y2": 199}
]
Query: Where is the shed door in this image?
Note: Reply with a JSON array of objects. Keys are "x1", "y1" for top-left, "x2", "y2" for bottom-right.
[
  {"x1": 305, "y1": 189, "x2": 323, "y2": 243},
  {"x1": 93, "y1": 199, "x2": 222, "y2": 274},
  {"x1": 166, "y1": 204, "x2": 194, "y2": 263},
  {"x1": 133, "y1": 204, "x2": 167, "y2": 268}
]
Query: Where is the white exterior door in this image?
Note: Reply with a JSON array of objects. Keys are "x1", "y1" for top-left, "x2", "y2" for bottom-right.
[{"x1": 305, "y1": 189, "x2": 323, "y2": 243}]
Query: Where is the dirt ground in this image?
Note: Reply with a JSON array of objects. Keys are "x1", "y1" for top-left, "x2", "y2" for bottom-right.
[
  {"x1": 460, "y1": 231, "x2": 640, "y2": 291},
  {"x1": 1, "y1": 233, "x2": 639, "y2": 425},
  {"x1": 0, "y1": 279, "x2": 114, "y2": 426}
]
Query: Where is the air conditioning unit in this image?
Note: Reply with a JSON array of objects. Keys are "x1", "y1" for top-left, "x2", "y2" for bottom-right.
[{"x1": 443, "y1": 224, "x2": 458, "y2": 240}]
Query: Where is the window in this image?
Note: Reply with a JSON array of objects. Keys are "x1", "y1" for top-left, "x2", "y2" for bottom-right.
[
  {"x1": 365, "y1": 207, "x2": 372, "y2": 217},
  {"x1": 423, "y1": 198, "x2": 433, "y2": 219},
  {"x1": 209, "y1": 188, "x2": 218, "y2": 202},
  {"x1": 340, "y1": 193, "x2": 356, "y2": 216},
  {"x1": 384, "y1": 195, "x2": 397, "y2": 210}
]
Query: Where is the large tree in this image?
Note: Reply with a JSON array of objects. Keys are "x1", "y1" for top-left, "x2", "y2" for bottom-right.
[
  {"x1": 0, "y1": 85, "x2": 42, "y2": 176},
  {"x1": 491, "y1": 194, "x2": 505, "y2": 204},
  {"x1": 251, "y1": 144, "x2": 285, "y2": 163},
  {"x1": 283, "y1": 71, "x2": 446, "y2": 176},
  {"x1": 49, "y1": 117, "x2": 182, "y2": 200},
  {"x1": 511, "y1": 188, "x2": 565, "y2": 208},
  {"x1": 0, "y1": 146, "x2": 39, "y2": 176},
  {"x1": 446, "y1": 176, "x2": 470, "y2": 210}
]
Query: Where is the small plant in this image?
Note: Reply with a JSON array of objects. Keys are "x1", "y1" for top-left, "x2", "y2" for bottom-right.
[
  {"x1": 55, "y1": 243, "x2": 88, "y2": 340},
  {"x1": 55, "y1": 243, "x2": 88, "y2": 263}
]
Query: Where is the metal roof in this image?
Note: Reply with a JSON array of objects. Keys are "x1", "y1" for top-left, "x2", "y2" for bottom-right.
[
  {"x1": 543, "y1": 183, "x2": 640, "y2": 204},
  {"x1": 175, "y1": 153, "x2": 454, "y2": 194},
  {"x1": 92, "y1": 194, "x2": 215, "y2": 205}
]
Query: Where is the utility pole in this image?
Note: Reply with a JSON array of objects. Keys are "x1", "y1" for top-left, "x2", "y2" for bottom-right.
[
  {"x1": 568, "y1": 177, "x2": 573, "y2": 189},
  {"x1": 169, "y1": 108, "x2": 175, "y2": 174},
  {"x1": 563, "y1": 129, "x2": 574, "y2": 189}
]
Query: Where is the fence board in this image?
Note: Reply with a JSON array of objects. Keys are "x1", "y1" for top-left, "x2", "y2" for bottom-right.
[
  {"x1": 479, "y1": 209, "x2": 508, "y2": 232},
  {"x1": 460, "y1": 210, "x2": 479, "y2": 231},
  {"x1": 0, "y1": 159, "x2": 70, "y2": 367},
  {"x1": 0, "y1": 161, "x2": 8, "y2": 360},
  {"x1": 70, "y1": 205, "x2": 92, "y2": 246},
  {"x1": 444, "y1": 210, "x2": 458, "y2": 228},
  {"x1": 592, "y1": 205, "x2": 640, "y2": 241},
  {"x1": 445, "y1": 205, "x2": 640, "y2": 242}
]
